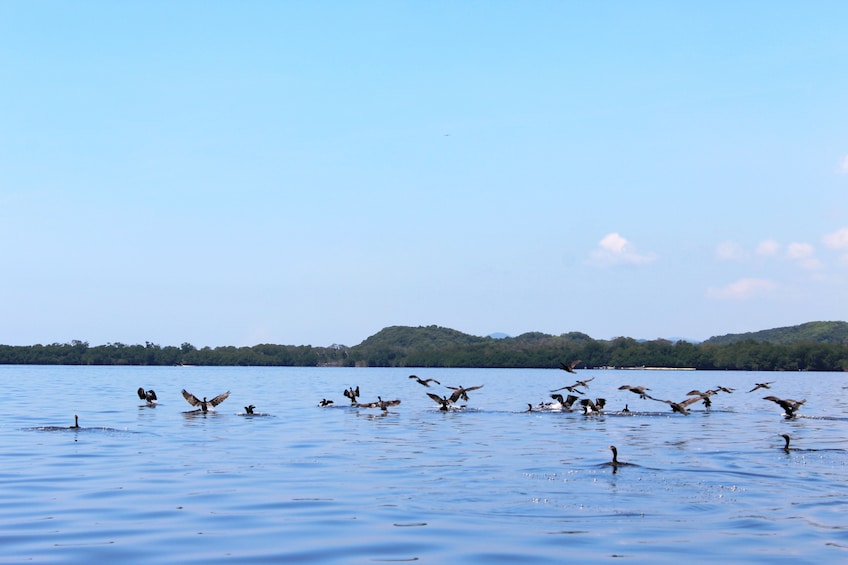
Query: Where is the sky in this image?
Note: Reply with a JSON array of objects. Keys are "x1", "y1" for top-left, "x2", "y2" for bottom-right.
[{"x1": 1, "y1": 1, "x2": 847, "y2": 348}]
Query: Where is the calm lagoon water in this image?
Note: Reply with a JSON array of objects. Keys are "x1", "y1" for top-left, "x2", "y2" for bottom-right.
[{"x1": 1, "y1": 365, "x2": 847, "y2": 563}]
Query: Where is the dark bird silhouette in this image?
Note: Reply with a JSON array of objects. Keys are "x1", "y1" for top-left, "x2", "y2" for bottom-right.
[
  {"x1": 714, "y1": 385, "x2": 735, "y2": 394},
  {"x1": 605, "y1": 445, "x2": 635, "y2": 471},
  {"x1": 356, "y1": 396, "x2": 401, "y2": 412},
  {"x1": 137, "y1": 387, "x2": 158, "y2": 403},
  {"x1": 559, "y1": 360, "x2": 581, "y2": 374},
  {"x1": 408, "y1": 375, "x2": 441, "y2": 387},
  {"x1": 446, "y1": 385, "x2": 484, "y2": 403},
  {"x1": 318, "y1": 398, "x2": 334, "y2": 407},
  {"x1": 621, "y1": 404, "x2": 630, "y2": 413},
  {"x1": 763, "y1": 395, "x2": 805, "y2": 419},
  {"x1": 748, "y1": 381, "x2": 774, "y2": 393},
  {"x1": 70, "y1": 415, "x2": 80, "y2": 429},
  {"x1": 646, "y1": 394, "x2": 702, "y2": 415},
  {"x1": 685, "y1": 389, "x2": 716, "y2": 408},
  {"x1": 580, "y1": 397, "x2": 606, "y2": 414},
  {"x1": 427, "y1": 392, "x2": 453, "y2": 411},
  {"x1": 550, "y1": 383, "x2": 584, "y2": 394},
  {"x1": 780, "y1": 433, "x2": 792, "y2": 452},
  {"x1": 550, "y1": 393, "x2": 580, "y2": 410},
  {"x1": 343, "y1": 386, "x2": 360, "y2": 404},
  {"x1": 244, "y1": 405, "x2": 255, "y2": 415},
  {"x1": 619, "y1": 385, "x2": 651, "y2": 399},
  {"x1": 182, "y1": 389, "x2": 230, "y2": 413}
]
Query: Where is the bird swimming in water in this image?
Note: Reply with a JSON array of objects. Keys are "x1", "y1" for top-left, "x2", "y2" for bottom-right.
[
  {"x1": 343, "y1": 386, "x2": 360, "y2": 405},
  {"x1": 244, "y1": 405, "x2": 255, "y2": 415},
  {"x1": 446, "y1": 385, "x2": 484, "y2": 403},
  {"x1": 748, "y1": 381, "x2": 774, "y2": 393},
  {"x1": 605, "y1": 445, "x2": 635, "y2": 471},
  {"x1": 137, "y1": 387, "x2": 157, "y2": 404},
  {"x1": 621, "y1": 404, "x2": 630, "y2": 413},
  {"x1": 408, "y1": 375, "x2": 441, "y2": 387},
  {"x1": 763, "y1": 395, "x2": 805, "y2": 419},
  {"x1": 780, "y1": 433, "x2": 792, "y2": 451},
  {"x1": 70, "y1": 415, "x2": 80, "y2": 429},
  {"x1": 181, "y1": 389, "x2": 230, "y2": 413},
  {"x1": 619, "y1": 385, "x2": 651, "y2": 399},
  {"x1": 356, "y1": 396, "x2": 401, "y2": 412},
  {"x1": 318, "y1": 398, "x2": 334, "y2": 407},
  {"x1": 559, "y1": 360, "x2": 581, "y2": 374}
]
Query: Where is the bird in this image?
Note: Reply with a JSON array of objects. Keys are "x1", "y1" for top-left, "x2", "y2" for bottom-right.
[
  {"x1": 446, "y1": 385, "x2": 484, "y2": 403},
  {"x1": 559, "y1": 360, "x2": 581, "y2": 374},
  {"x1": 408, "y1": 375, "x2": 441, "y2": 387},
  {"x1": 356, "y1": 396, "x2": 401, "y2": 412},
  {"x1": 580, "y1": 397, "x2": 606, "y2": 414},
  {"x1": 137, "y1": 387, "x2": 158, "y2": 403},
  {"x1": 685, "y1": 389, "x2": 716, "y2": 408},
  {"x1": 181, "y1": 389, "x2": 230, "y2": 413},
  {"x1": 606, "y1": 445, "x2": 634, "y2": 469},
  {"x1": 621, "y1": 404, "x2": 630, "y2": 413},
  {"x1": 549, "y1": 393, "x2": 580, "y2": 410},
  {"x1": 619, "y1": 385, "x2": 651, "y2": 399},
  {"x1": 573, "y1": 377, "x2": 595, "y2": 388},
  {"x1": 763, "y1": 396, "x2": 806, "y2": 419},
  {"x1": 318, "y1": 398, "x2": 334, "y2": 407},
  {"x1": 244, "y1": 405, "x2": 255, "y2": 415},
  {"x1": 343, "y1": 386, "x2": 360, "y2": 404},
  {"x1": 646, "y1": 394, "x2": 701, "y2": 415},
  {"x1": 550, "y1": 383, "x2": 585, "y2": 394},
  {"x1": 714, "y1": 385, "x2": 735, "y2": 394},
  {"x1": 748, "y1": 382, "x2": 774, "y2": 393},
  {"x1": 427, "y1": 393, "x2": 453, "y2": 411},
  {"x1": 780, "y1": 433, "x2": 792, "y2": 451},
  {"x1": 69, "y1": 415, "x2": 80, "y2": 429}
]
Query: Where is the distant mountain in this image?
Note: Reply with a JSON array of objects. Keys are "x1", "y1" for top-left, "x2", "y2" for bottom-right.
[{"x1": 703, "y1": 321, "x2": 848, "y2": 346}]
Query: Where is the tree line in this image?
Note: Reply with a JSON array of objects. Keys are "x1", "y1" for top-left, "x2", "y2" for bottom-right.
[{"x1": 0, "y1": 330, "x2": 846, "y2": 371}]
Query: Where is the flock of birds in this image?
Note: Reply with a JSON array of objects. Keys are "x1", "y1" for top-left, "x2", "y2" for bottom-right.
[{"x1": 57, "y1": 362, "x2": 817, "y2": 467}]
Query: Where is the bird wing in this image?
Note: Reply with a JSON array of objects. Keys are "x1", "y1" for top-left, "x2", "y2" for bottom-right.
[
  {"x1": 356, "y1": 401, "x2": 378, "y2": 408},
  {"x1": 464, "y1": 385, "x2": 484, "y2": 392},
  {"x1": 209, "y1": 391, "x2": 230, "y2": 407},
  {"x1": 382, "y1": 399, "x2": 402, "y2": 407},
  {"x1": 137, "y1": 387, "x2": 146, "y2": 400},
  {"x1": 426, "y1": 378, "x2": 441, "y2": 385},
  {"x1": 448, "y1": 389, "x2": 464, "y2": 403},
  {"x1": 147, "y1": 390, "x2": 157, "y2": 401},
  {"x1": 427, "y1": 393, "x2": 449, "y2": 405},
  {"x1": 182, "y1": 389, "x2": 201, "y2": 406}
]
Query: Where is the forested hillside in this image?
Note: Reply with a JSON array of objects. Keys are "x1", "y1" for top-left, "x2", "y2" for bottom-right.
[{"x1": 1, "y1": 323, "x2": 847, "y2": 371}]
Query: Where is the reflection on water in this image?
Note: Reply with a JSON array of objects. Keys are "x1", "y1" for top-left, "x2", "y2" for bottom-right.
[{"x1": 1, "y1": 365, "x2": 847, "y2": 563}]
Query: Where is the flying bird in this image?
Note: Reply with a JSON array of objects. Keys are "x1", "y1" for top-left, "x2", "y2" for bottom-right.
[
  {"x1": 763, "y1": 395, "x2": 805, "y2": 419},
  {"x1": 619, "y1": 385, "x2": 651, "y2": 399},
  {"x1": 137, "y1": 387, "x2": 158, "y2": 404},
  {"x1": 446, "y1": 385, "x2": 484, "y2": 403},
  {"x1": 181, "y1": 389, "x2": 230, "y2": 413},
  {"x1": 646, "y1": 394, "x2": 703, "y2": 415},
  {"x1": 356, "y1": 396, "x2": 401, "y2": 412},
  {"x1": 427, "y1": 393, "x2": 453, "y2": 411},
  {"x1": 748, "y1": 382, "x2": 774, "y2": 393},
  {"x1": 408, "y1": 375, "x2": 441, "y2": 387},
  {"x1": 559, "y1": 360, "x2": 581, "y2": 374}
]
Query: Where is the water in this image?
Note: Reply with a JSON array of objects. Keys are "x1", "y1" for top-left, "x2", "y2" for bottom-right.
[{"x1": 1, "y1": 365, "x2": 846, "y2": 563}]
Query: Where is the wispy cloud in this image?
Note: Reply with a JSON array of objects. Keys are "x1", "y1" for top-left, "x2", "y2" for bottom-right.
[
  {"x1": 706, "y1": 278, "x2": 776, "y2": 300},
  {"x1": 755, "y1": 239, "x2": 780, "y2": 257},
  {"x1": 823, "y1": 226, "x2": 848, "y2": 265},
  {"x1": 588, "y1": 232, "x2": 656, "y2": 267}
]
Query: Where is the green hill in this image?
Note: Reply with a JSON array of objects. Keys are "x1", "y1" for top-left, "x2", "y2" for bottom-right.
[{"x1": 704, "y1": 321, "x2": 848, "y2": 346}]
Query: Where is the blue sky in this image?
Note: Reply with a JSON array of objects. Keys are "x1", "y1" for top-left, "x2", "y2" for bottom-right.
[{"x1": 2, "y1": 2, "x2": 847, "y2": 347}]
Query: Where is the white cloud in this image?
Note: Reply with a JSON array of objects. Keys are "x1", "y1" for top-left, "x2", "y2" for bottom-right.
[
  {"x1": 823, "y1": 227, "x2": 848, "y2": 250},
  {"x1": 588, "y1": 232, "x2": 656, "y2": 267},
  {"x1": 706, "y1": 278, "x2": 776, "y2": 300},
  {"x1": 755, "y1": 239, "x2": 780, "y2": 257},
  {"x1": 715, "y1": 241, "x2": 746, "y2": 261},
  {"x1": 786, "y1": 242, "x2": 814, "y2": 260}
]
